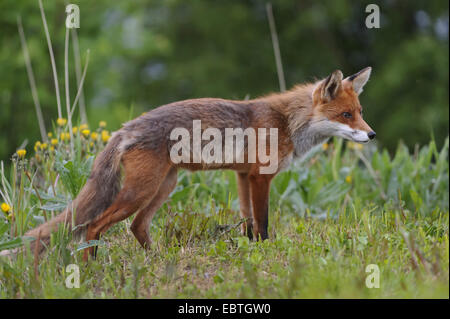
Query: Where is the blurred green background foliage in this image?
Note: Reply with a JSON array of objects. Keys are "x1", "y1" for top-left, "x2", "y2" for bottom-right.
[{"x1": 0, "y1": 0, "x2": 448, "y2": 161}]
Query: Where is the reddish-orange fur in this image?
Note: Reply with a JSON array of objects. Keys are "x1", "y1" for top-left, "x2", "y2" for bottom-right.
[{"x1": 13, "y1": 68, "x2": 375, "y2": 261}]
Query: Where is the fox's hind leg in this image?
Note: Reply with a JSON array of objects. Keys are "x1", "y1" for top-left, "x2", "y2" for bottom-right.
[
  {"x1": 83, "y1": 149, "x2": 171, "y2": 261},
  {"x1": 131, "y1": 167, "x2": 178, "y2": 249},
  {"x1": 236, "y1": 172, "x2": 253, "y2": 239}
]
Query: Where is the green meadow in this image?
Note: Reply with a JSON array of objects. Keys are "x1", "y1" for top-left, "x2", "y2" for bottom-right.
[
  {"x1": 0, "y1": 0, "x2": 448, "y2": 299},
  {"x1": 0, "y1": 130, "x2": 448, "y2": 298}
]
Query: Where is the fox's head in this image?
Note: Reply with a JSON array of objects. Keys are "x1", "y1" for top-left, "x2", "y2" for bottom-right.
[{"x1": 310, "y1": 67, "x2": 376, "y2": 143}]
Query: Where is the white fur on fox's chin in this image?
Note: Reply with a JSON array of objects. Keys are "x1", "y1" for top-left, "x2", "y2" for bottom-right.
[{"x1": 310, "y1": 120, "x2": 370, "y2": 143}]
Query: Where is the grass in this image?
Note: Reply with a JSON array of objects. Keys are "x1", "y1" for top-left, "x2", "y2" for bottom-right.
[
  {"x1": 0, "y1": 124, "x2": 448, "y2": 298},
  {"x1": 4, "y1": 1, "x2": 447, "y2": 299}
]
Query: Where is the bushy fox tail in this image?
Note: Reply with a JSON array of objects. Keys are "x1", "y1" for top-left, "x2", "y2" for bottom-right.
[{"x1": 3, "y1": 134, "x2": 123, "y2": 256}]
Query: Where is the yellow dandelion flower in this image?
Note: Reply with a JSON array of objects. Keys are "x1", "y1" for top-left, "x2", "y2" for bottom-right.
[
  {"x1": 50, "y1": 146, "x2": 55, "y2": 152},
  {"x1": 348, "y1": 141, "x2": 363, "y2": 151},
  {"x1": 345, "y1": 175, "x2": 352, "y2": 184},
  {"x1": 17, "y1": 149, "x2": 26, "y2": 158},
  {"x1": 81, "y1": 129, "x2": 90, "y2": 137},
  {"x1": 99, "y1": 121, "x2": 107, "y2": 128},
  {"x1": 57, "y1": 118, "x2": 67, "y2": 127},
  {"x1": 41, "y1": 143, "x2": 48, "y2": 150},
  {"x1": 91, "y1": 132, "x2": 98, "y2": 140},
  {"x1": 72, "y1": 126, "x2": 78, "y2": 134},
  {"x1": 354, "y1": 143, "x2": 363, "y2": 150},
  {"x1": 1, "y1": 202, "x2": 10, "y2": 213},
  {"x1": 34, "y1": 141, "x2": 41, "y2": 151},
  {"x1": 101, "y1": 130, "x2": 110, "y2": 143},
  {"x1": 79, "y1": 124, "x2": 88, "y2": 131},
  {"x1": 322, "y1": 143, "x2": 329, "y2": 151},
  {"x1": 60, "y1": 132, "x2": 71, "y2": 142},
  {"x1": 51, "y1": 138, "x2": 58, "y2": 146},
  {"x1": 47, "y1": 132, "x2": 53, "y2": 138}
]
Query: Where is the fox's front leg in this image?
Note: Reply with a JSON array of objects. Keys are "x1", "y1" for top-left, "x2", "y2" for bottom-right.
[
  {"x1": 248, "y1": 173, "x2": 273, "y2": 241},
  {"x1": 236, "y1": 172, "x2": 253, "y2": 239}
]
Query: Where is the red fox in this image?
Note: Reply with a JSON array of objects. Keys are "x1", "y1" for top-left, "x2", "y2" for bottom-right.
[{"x1": 4, "y1": 67, "x2": 375, "y2": 260}]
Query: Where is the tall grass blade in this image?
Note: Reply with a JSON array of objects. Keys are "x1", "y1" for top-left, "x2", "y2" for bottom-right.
[
  {"x1": 266, "y1": 3, "x2": 286, "y2": 92},
  {"x1": 38, "y1": 0, "x2": 62, "y2": 119},
  {"x1": 64, "y1": 27, "x2": 74, "y2": 155},
  {"x1": 17, "y1": 16, "x2": 47, "y2": 142},
  {"x1": 70, "y1": 50, "x2": 90, "y2": 117},
  {"x1": 71, "y1": 28, "x2": 87, "y2": 124}
]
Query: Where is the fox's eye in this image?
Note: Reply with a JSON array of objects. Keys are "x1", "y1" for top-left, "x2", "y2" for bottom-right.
[{"x1": 342, "y1": 112, "x2": 352, "y2": 119}]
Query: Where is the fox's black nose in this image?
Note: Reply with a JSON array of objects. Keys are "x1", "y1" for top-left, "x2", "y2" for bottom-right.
[{"x1": 368, "y1": 131, "x2": 376, "y2": 140}]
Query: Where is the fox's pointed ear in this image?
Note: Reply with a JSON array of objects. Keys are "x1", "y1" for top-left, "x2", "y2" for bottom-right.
[
  {"x1": 313, "y1": 70, "x2": 343, "y2": 103},
  {"x1": 344, "y1": 67, "x2": 372, "y2": 95}
]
